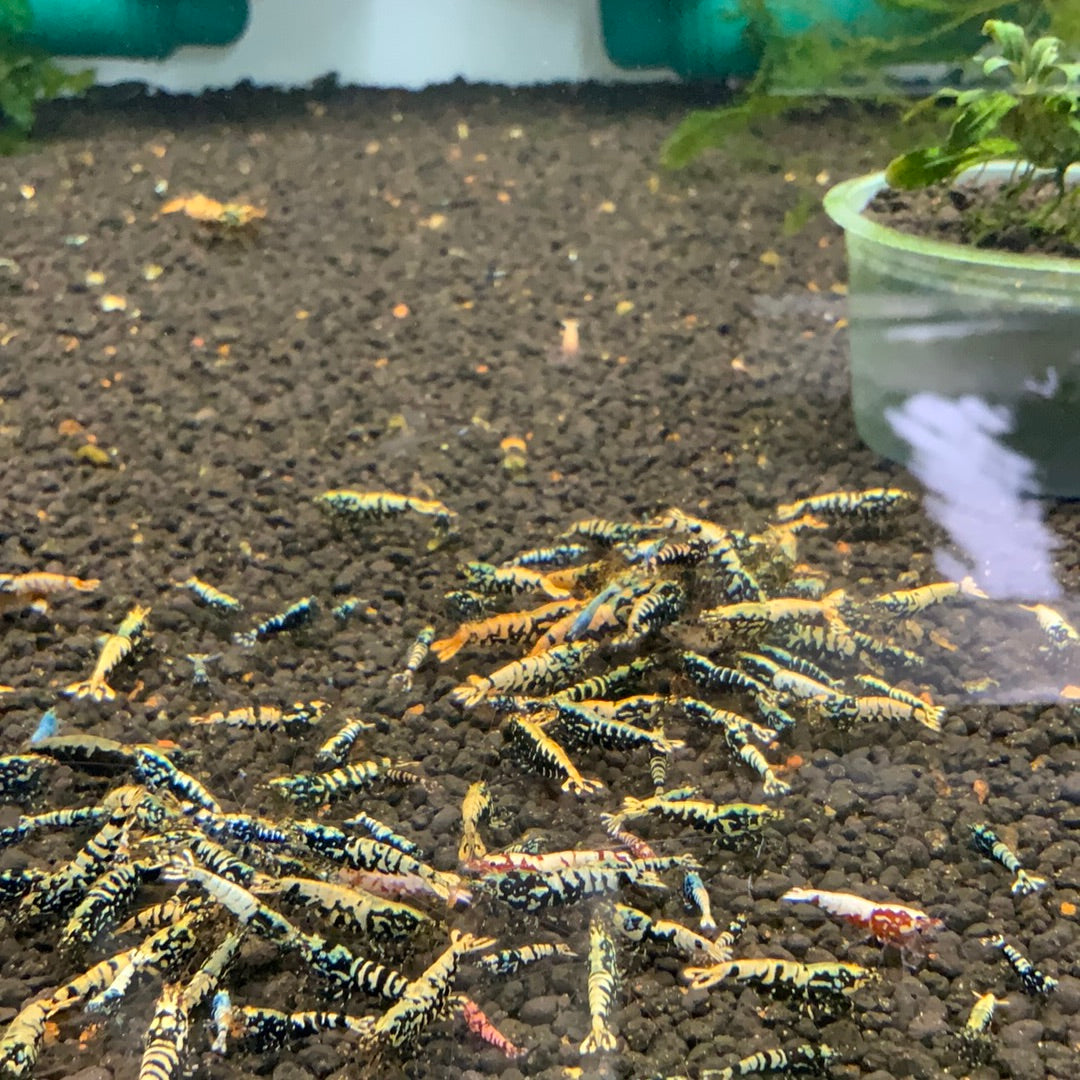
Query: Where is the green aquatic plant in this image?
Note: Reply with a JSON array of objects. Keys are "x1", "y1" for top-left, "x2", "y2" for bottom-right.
[
  {"x1": 660, "y1": 0, "x2": 1070, "y2": 171},
  {"x1": 886, "y1": 18, "x2": 1080, "y2": 246},
  {"x1": 0, "y1": 0, "x2": 93, "y2": 152}
]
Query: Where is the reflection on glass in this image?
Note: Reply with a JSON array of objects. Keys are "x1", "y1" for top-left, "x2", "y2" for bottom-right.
[{"x1": 886, "y1": 392, "x2": 1062, "y2": 602}]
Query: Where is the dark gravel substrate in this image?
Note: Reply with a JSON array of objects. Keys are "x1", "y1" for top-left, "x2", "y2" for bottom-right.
[{"x1": 0, "y1": 84, "x2": 1077, "y2": 1080}]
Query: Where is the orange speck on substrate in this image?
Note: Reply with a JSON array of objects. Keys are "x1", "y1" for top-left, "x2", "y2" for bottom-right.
[
  {"x1": 500, "y1": 436, "x2": 527, "y2": 454},
  {"x1": 786, "y1": 754, "x2": 804, "y2": 769},
  {"x1": 155, "y1": 738, "x2": 179, "y2": 749},
  {"x1": 373, "y1": 357, "x2": 389, "y2": 369},
  {"x1": 475, "y1": 363, "x2": 489, "y2": 374},
  {"x1": 58, "y1": 419, "x2": 86, "y2": 437},
  {"x1": 191, "y1": 336, "x2": 205, "y2": 348},
  {"x1": 35, "y1": 509, "x2": 47, "y2": 521},
  {"x1": 217, "y1": 344, "x2": 230, "y2": 357},
  {"x1": 549, "y1": 470, "x2": 564, "y2": 483},
  {"x1": 929, "y1": 628, "x2": 958, "y2": 652},
  {"x1": 295, "y1": 309, "x2": 310, "y2": 320},
  {"x1": 731, "y1": 356, "x2": 747, "y2": 372},
  {"x1": 560, "y1": 318, "x2": 580, "y2": 357},
  {"x1": 77, "y1": 1023, "x2": 101, "y2": 1047},
  {"x1": 103, "y1": 346, "x2": 117, "y2": 358},
  {"x1": 973, "y1": 778, "x2": 989, "y2": 804},
  {"x1": 404, "y1": 704, "x2": 425, "y2": 718},
  {"x1": 1061, "y1": 901, "x2": 1077, "y2": 916},
  {"x1": 496, "y1": 191, "x2": 511, "y2": 203},
  {"x1": 392, "y1": 303, "x2": 410, "y2": 319},
  {"x1": 99, "y1": 379, "x2": 111, "y2": 389},
  {"x1": 241, "y1": 672, "x2": 255, "y2": 684},
  {"x1": 834, "y1": 541, "x2": 852, "y2": 555}
]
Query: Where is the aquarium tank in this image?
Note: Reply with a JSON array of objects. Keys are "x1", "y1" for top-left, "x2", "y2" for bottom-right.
[{"x1": 0, "y1": 1, "x2": 1076, "y2": 1079}]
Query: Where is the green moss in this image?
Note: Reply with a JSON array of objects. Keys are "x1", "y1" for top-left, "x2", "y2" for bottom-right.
[
  {"x1": 0, "y1": 0, "x2": 93, "y2": 152},
  {"x1": 661, "y1": 0, "x2": 1065, "y2": 172}
]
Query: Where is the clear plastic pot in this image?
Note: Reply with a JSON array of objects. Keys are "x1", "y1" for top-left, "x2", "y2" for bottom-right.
[{"x1": 823, "y1": 165, "x2": 1080, "y2": 497}]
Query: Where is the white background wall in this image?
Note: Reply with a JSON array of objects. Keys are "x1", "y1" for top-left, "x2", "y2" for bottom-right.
[{"x1": 74, "y1": 0, "x2": 673, "y2": 91}]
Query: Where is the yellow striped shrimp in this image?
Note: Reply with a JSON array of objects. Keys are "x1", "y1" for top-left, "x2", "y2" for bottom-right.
[
  {"x1": 178, "y1": 931, "x2": 244, "y2": 1014},
  {"x1": 433, "y1": 599, "x2": 582, "y2": 662},
  {"x1": 62, "y1": 604, "x2": 151, "y2": 701},
  {"x1": 263, "y1": 875, "x2": 429, "y2": 939},
  {"x1": 612, "y1": 903, "x2": 730, "y2": 963},
  {"x1": 824, "y1": 694, "x2": 940, "y2": 732},
  {"x1": 961, "y1": 990, "x2": 1006, "y2": 1061},
  {"x1": 315, "y1": 489, "x2": 457, "y2": 532},
  {"x1": 749, "y1": 513, "x2": 830, "y2": 563},
  {"x1": 451, "y1": 641, "x2": 598, "y2": 708},
  {"x1": 177, "y1": 576, "x2": 242, "y2": 612},
  {"x1": 467, "y1": 847, "x2": 636, "y2": 874},
  {"x1": 0, "y1": 572, "x2": 100, "y2": 614},
  {"x1": 702, "y1": 593, "x2": 848, "y2": 635},
  {"x1": 852, "y1": 674, "x2": 946, "y2": 730},
  {"x1": 502, "y1": 712, "x2": 603, "y2": 797},
  {"x1": 683, "y1": 957, "x2": 876, "y2": 1004},
  {"x1": 0, "y1": 947, "x2": 137, "y2": 1076},
  {"x1": 1019, "y1": 603, "x2": 1080, "y2": 649},
  {"x1": 528, "y1": 597, "x2": 622, "y2": 655},
  {"x1": 87, "y1": 910, "x2": 208, "y2": 1013},
  {"x1": 359, "y1": 929, "x2": 496, "y2": 1050},
  {"x1": 138, "y1": 983, "x2": 188, "y2": 1080},
  {"x1": 390, "y1": 626, "x2": 435, "y2": 691},
  {"x1": 580, "y1": 907, "x2": 619, "y2": 1053},
  {"x1": 775, "y1": 487, "x2": 913, "y2": 523},
  {"x1": 162, "y1": 851, "x2": 299, "y2": 947},
  {"x1": 463, "y1": 561, "x2": 573, "y2": 599},
  {"x1": 459, "y1": 780, "x2": 492, "y2": 861},
  {"x1": 867, "y1": 577, "x2": 986, "y2": 614}
]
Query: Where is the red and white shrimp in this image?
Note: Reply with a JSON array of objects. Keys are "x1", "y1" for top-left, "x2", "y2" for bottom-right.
[
  {"x1": 780, "y1": 886, "x2": 942, "y2": 948},
  {"x1": 458, "y1": 996, "x2": 527, "y2": 1059}
]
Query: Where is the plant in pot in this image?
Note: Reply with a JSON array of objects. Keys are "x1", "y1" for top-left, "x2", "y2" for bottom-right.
[{"x1": 823, "y1": 18, "x2": 1080, "y2": 498}]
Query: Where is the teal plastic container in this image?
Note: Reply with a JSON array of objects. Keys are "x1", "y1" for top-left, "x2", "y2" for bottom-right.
[
  {"x1": 600, "y1": 0, "x2": 987, "y2": 79},
  {"x1": 1, "y1": 0, "x2": 249, "y2": 59}
]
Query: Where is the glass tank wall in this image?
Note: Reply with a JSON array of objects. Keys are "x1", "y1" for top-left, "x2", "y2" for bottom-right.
[{"x1": 0, "y1": 3, "x2": 1076, "y2": 1079}]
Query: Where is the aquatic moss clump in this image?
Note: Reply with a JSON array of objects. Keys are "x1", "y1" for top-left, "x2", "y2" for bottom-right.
[{"x1": 0, "y1": 0, "x2": 93, "y2": 152}]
